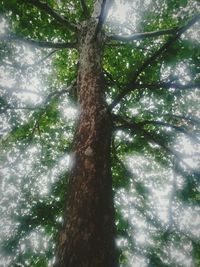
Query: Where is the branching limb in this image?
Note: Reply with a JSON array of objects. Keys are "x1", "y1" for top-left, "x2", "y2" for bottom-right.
[
  {"x1": 110, "y1": 14, "x2": 200, "y2": 108},
  {"x1": 130, "y1": 81, "x2": 200, "y2": 90},
  {"x1": 178, "y1": 13, "x2": 200, "y2": 35},
  {"x1": 168, "y1": 159, "x2": 177, "y2": 229},
  {"x1": 135, "y1": 125, "x2": 191, "y2": 169},
  {"x1": 2, "y1": 49, "x2": 58, "y2": 70},
  {"x1": 137, "y1": 13, "x2": 200, "y2": 72},
  {"x1": 112, "y1": 114, "x2": 195, "y2": 170},
  {"x1": 25, "y1": 0, "x2": 78, "y2": 32},
  {"x1": 108, "y1": 13, "x2": 200, "y2": 42},
  {"x1": 29, "y1": 81, "x2": 76, "y2": 139},
  {"x1": 30, "y1": 116, "x2": 41, "y2": 139},
  {"x1": 110, "y1": 81, "x2": 200, "y2": 110},
  {"x1": 103, "y1": 69, "x2": 123, "y2": 88},
  {"x1": 161, "y1": 113, "x2": 200, "y2": 126},
  {"x1": 1, "y1": 34, "x2": 77, "y2": 49},
  {"x1": 1, "y1": 81, "x2": 76, "y2": 114},
  {"x1": 0, "y1": 84, "x2": 41, "y2": 96},
  {"x1": 25, "y1": 49, "x2": 58, "y2": 68},
  {"x1": 94, "y1": 0, "x2": 113, "y2": 37},
  {"x1": 134, "y1": 200, "x2": 200, "y2": 245},
  {"x1": 1, "y1": 106, "x2": 38, "y2": 113},
  {"x1": 138, "y1": 120, "x2": 200, "y2": 144},
  {"x1": 80, "y1": 0, "x2": 90, "y2": 19},
  {"x1": 108, "y1": 27, "x2": 178, "y2": 42},
  {"x1": 44, "y1": 82, "x2": 76, "y2": 105}
]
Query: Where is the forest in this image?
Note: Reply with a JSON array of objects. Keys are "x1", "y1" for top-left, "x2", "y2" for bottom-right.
[{"x1": 0, "y1": 0, "x2": 200, "y2": 266}]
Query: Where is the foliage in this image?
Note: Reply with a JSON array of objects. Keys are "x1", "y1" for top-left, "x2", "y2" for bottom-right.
[{"x1": 0, "y1": 0, "x2": 200, "y2": 266}]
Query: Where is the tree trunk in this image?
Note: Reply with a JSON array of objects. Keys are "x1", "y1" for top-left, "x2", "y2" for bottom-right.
[{"x1": 54, "y1": 5, "x2": 118, "y2": 267}]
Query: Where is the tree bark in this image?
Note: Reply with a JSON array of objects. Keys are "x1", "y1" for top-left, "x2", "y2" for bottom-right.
[{"x1": 54, "y1": 4, "x2": 118, "y2": 267}]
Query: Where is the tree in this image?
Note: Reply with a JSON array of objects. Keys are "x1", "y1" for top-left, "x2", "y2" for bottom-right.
[{"x1": 0, "y1": 0, "x2": 200, "y2": 266}]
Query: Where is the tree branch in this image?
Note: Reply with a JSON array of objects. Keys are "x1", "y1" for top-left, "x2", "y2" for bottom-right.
[
  {"x1": 44, "y1": 83, "x2": 76, "y2": 105},
  {"x1": 109, "y1": 81, "x2": 200, "y2": 110},
  {"x1": 94, "y1": 0, "x2": 113, "y2": 38},
  {"x1": 108, "y1": 13, "x2": 200, "y2": 42},
  {"x1": 119, "y1": 81, "x2": 200, "y2": 91},
  {"x1": 132, "y1": 14, "x2": 200, "y2": 80},
  {"x1": 110, "y1": 14, "x2": 200, "y2": 109},
  {"x1": 26, "y1": 49, "x2": 58, "y2": 68},
  {"x1": 26, "y1": 0, "x2": 78, "y2": 32},
  {"x1": 112, "y1": 114, "x2": 196, "y2": 170},
  {"x1": 103, "y1": 69, "x2": 123, "y2": 88},
  {"x1": 108, "y1": 27, "x2": 178, "y2": 42},
  {"x1": 2, "y1": 49, "x2": 58, "y2": 70},
  {"x1": 178, "y1": 13, "x2": 200, "y2": 35},
  {"x1": 29, "y1": 82, "x2": 76, "y2": 139},
  {"x1": 1, "y1": 82, "x2": 76, "y2": 114},
  {"x1": 161, "y1": 113, "x2": 200, "y2": 126},
  {"x1": 80, "y1": 0, "x2": 90, "y2": 19},
  {"x1": 138, "y1": 120, "x2": 200, "y2": 144},
  {"x1": 134, "y1": 82, "x2": 200, "y2": 90},
  {"x1": 141, "y1": 129, "x2": 193, "y2": 170},
  {"x1": 0, "y1": 84, "x2": 41, "y2": 96},
  {"x1": 133, "y1": 200, "x2": 200, "y2": 246},
  {"x1": 1, "y1": 34, "x2": 77, "y2": 49},
  {"x1": 1, "y1": 105, "x2": 38, "y2": 114}
]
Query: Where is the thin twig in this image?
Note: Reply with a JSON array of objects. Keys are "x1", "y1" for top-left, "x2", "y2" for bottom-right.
[
  {"x1": 1, "y1": 82, "x2": 76, "y2": 114},
  {"x1": 110, "y1": 14, "x2": 200, "y2": 109},
  {"x1": 29, "y1": 81, "x2": 76, "y2": 139},
  {"x1": 161, "y1": 113, "x2": 200, "y2": 126},
  {"x1": 109, "y1": 81, "x2": 200, "y2": 110},
  {"x1": 133, "y1": 82, "x2": 200, "y2": 90},
  {"x1": 94, "y1": 0, "x2": 113, "y2": 38},
  {"x1": 80, "y1": 0, "x2": 90, "y2": 19},
  {"x1": 108, "y1": 27, "x2": 178, "y2": 42},
  {"x1": 138, "y1": 120, "x2": 200, "y2": 144},
  {"x1": 1, "y1": 34, "x2": 77, "y2": 49},
  {"x1": 25, "y1": 49, "x2": 58, "y2": 68},
  {"x1": 26, "y1": 0, "x2": 78, "y2": 32},
  {"x1": 2, "y1": 49, "x2": 59, "y2": 70},
  {"x1": 112, "y1": 114, "x2": 195, "y2": 171}
]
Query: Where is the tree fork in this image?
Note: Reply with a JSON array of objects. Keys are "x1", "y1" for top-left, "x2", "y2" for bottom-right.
[{"x1": 54, "y1": 14, "x2": 118, "y2": 267}]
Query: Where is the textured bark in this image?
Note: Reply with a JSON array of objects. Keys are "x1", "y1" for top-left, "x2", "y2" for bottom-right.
[{"x1": 54, "y1": 3, "x2": 118, "y2": 267}]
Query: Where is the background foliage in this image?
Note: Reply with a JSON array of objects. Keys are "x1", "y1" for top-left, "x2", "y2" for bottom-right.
[{"x1": 0, "y1": 0, "x2": 200, "y2": 266}]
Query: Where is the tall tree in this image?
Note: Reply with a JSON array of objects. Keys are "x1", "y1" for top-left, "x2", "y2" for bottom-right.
[{"x1": 0, "y1": 0, "x2": 200, "y2": 266}]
